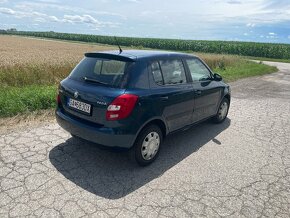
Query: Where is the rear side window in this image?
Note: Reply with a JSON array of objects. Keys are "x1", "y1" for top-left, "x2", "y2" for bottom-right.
[
  {"x1": 69, "y1": 57, "x2": 130, "y2": 88},
  {"x1": 151, "y1": 59, "x2": 187, "y2": 85},
  {"x1": 151, "y1": 61, "x2": 163, "y2": 85}
]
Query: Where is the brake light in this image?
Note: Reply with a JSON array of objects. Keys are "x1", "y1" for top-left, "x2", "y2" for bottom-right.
[{"x1": 106, "y1": 94, "x2": 139, "y2": 121}]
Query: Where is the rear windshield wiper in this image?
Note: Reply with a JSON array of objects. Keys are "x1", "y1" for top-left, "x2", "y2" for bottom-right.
[{"x1": 83, "y1": 77, "x2": 108, "y2": 85}]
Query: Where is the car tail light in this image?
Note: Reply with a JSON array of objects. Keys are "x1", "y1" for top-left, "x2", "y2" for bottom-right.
[{"x1": 106, "y1": 94, "x2": 139, "y2": 121}]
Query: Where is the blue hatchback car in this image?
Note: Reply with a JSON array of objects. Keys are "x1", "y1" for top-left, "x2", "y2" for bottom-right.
[{"x1": 56, "y1": 50, "x2": 230, "y2": 166}]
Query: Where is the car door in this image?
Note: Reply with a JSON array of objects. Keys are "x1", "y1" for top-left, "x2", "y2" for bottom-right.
[
  {"x1": 185, "y1": 58, "x2": 223, "y2": 123},
  {"x1": 149, "y1": 59, "x2": 194, "y2": 132}
]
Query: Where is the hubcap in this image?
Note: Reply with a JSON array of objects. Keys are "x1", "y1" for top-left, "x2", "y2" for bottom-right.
[
  {"x1": 218, "y1": 101, "x2": 228, "y2": 120},
  {"x1": 141, "y1": 132, "x2": 160, "y2": 160}
]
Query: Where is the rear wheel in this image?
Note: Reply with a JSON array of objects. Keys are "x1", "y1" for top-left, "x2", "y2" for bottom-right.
[
  {"x1": 134, "y1": 125, "x2": 163, "y2": 166},
  {"x1": 212, "y1": 98, "x2": 230, "y2": 123}
]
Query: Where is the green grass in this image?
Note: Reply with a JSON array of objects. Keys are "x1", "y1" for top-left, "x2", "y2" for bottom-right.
[
  {"x1": 215, "y1": 60, "x2": 278, "y2": 82},
  {"x1": 0, "y1": 85, "x2": 57, "y2": 117},
  {"x1": 248, "y1": 57, "x2": 290, "y2": 64}
]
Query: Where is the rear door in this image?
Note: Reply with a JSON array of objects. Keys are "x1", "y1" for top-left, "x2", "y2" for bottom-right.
[
  {"x1": 185, "y1": 58, "x2": 222, "y2": 122},
  {"x1": 149, "y1": 59, "x2": 194, "y2": 132}
]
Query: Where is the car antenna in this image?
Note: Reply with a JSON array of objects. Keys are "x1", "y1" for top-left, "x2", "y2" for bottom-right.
[{"x1": 114, "y1": 36, "x2": 123, "y2": 54}]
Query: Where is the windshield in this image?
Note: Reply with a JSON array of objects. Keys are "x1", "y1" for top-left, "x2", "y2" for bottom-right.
[{"x1": 69, "y1": 57, "x2": 130, "y2": 88}]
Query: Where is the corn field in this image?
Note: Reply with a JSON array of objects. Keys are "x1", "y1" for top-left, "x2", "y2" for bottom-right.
[{"x1": 2, "y1": 31, "x2": 290, "y2": 59}]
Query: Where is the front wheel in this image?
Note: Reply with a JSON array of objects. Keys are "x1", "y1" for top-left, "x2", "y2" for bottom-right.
[
  {"x1": 133, "y1": 125, "x2": 163, "y2": 166},
  {"x1": 212, "y1": 98, "x2": 230, "y2": 123}
]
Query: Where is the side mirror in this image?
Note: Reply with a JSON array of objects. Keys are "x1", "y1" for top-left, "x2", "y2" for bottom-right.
[{"x1": 213, "y1": 73, "x2": 223, "y2": 81}]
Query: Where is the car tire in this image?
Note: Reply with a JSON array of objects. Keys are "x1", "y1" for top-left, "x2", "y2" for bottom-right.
[
  {"x1": 212, "y1": 98, "x2": 230, "y2": 123},
  {"x1": 133, "y1": 125, "x2": 163, "y2": 166}
]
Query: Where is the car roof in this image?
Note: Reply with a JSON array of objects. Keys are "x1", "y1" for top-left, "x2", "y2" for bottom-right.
[{"x1": 87, "y1": 50, "x2": 196, "y2": 61}]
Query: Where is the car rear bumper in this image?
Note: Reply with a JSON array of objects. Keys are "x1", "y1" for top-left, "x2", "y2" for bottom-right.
[{"x1": 56, "y1": 109, "x2": 136, "y2": 149}]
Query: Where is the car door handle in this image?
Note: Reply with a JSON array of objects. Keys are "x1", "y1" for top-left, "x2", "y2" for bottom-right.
[{"x1": 194, "y1": 90, "x2": 202, "y2": 95}]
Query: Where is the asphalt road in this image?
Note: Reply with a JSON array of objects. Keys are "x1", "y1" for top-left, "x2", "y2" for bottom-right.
[{"x1": 1, "y1": 61, "x2": 290, "y2": 217}]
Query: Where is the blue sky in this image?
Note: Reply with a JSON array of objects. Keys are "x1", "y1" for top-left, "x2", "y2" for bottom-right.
[{"x1": 0, "y1": 0, "x2": 290, "y2": 43}]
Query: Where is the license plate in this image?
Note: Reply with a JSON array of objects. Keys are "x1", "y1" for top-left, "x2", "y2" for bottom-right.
[{"x1": 67, "y1": 98, "x2": 91, "y2": 114}]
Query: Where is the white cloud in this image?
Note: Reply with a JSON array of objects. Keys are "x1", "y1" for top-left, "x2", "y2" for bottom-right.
[
  {"x1": 227, "y1": 0, "x2": 241, "y2": 4},
  {"x1": 0, "y1": 7, "x2": 28, "y2": 18},
  {"x1": 14, "y1": 2, "x2": 127, "y2": 19},
  {"x1": 140, "y1": 10, "x2": 162, "y2": 17},
  {"x1": 0, "y1": 8, "x2": 63, "y2": 22},
  {"x1": 246, "y1": 23, "x2": 255, "y2": 27},
  {"x1": 63, "y1": 15, "x2": 101, "y2": 25},
  {"x1": 0, "y1": 0, "x2": 7, "y2": 4},
  {"x1": 263, "y1": 0, "x2": 290, "y2": 9},
  {"x1": 34, "y1": 17, "x2": 46, "y2": 23},
  {"x1": 0, "y1": 7, "x2": 14, "y2": 14},
  {"x1": 38, "y1": 0, "x2": 60, "y2": 3},
  {"x1": 0, "y1": 7, "x2": 117, "y2": 29},
  {"x1": 117, "y1": 0, "x2": 141, "y2": 2},
  {"x1": 266, "y1": 32, "x2": 278, "y2": 39}
]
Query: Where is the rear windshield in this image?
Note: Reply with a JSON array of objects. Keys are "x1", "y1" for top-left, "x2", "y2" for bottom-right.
[{"x1": 69, "y1": 57, "x2": 131, "y2": 88}]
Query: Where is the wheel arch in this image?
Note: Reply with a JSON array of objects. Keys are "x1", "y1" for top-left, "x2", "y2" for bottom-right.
[
  {"x1": 215, "y1": 88, "x2": 231, "y2": 115},
  {"x1": 132, "y1": 118, "x2": 168, "y2": 147},
  {"x1": 144, "y1": 119, "x2": 167, "y2": 138},
  {"x1": 224, "y1": 93, "x2": 231, "y2": 103}
]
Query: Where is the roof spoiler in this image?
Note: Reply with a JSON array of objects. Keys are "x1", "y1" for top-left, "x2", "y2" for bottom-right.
[{"x1": 85, "y1": 52, "x2": 136, "y2": 62}]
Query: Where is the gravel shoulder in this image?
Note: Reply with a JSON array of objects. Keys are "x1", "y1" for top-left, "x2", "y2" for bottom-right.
[{"x1": 0, "y1": 110, "x2": 55, "y2": 135}]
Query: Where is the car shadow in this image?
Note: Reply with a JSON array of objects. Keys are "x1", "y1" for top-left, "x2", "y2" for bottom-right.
[{"x1": 49, "y1": 118, "x2": 231, "y2": 199}]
